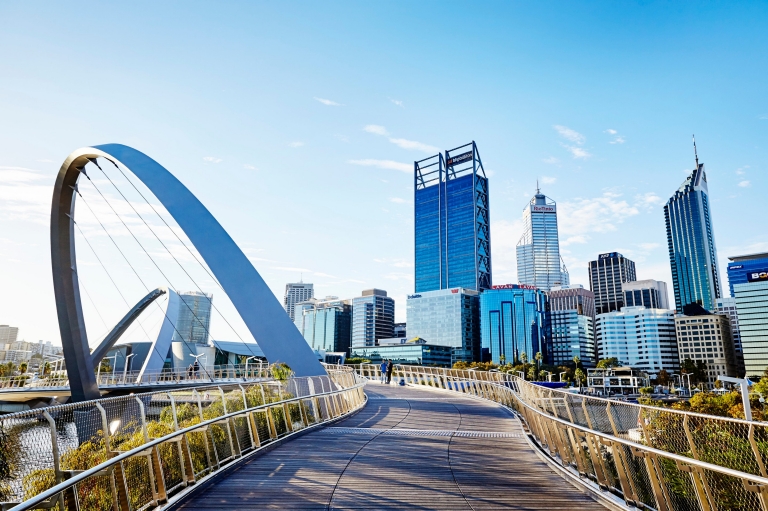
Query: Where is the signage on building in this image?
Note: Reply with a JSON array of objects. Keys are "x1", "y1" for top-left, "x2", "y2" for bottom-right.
[
  {"x1": 729, "y1": 265, "x2": 743, "y2": 270},
  {"x1": 747, "y1": 270, "x2": 768, "y2": 283},
  {"x1": 531, "y1": 205, "x2": 556, "y2": 213},
  {"x1": 599, "y1": 252, "x2": 618, "y2": 259},
  {"x1": 491, "y1": 284, "x2": 538, "y2": 291},
  {"x1": 407, "y1": 294, "x2": 422, "y2": 299},
  {"x1": 451, "y1": 289, "x2": 459, "y2": 293},
  {"x1": 446, "y1": 151, "x2": 472, "y2": 167}
]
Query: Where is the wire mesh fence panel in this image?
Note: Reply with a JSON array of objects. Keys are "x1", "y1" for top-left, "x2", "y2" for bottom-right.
[
  {"x1": 250, "y1": 410, "x2": 272, "y2": 444},
  {"x1": 121, "y1": 454, "x2": 155, "y2": 510},
  {"x1": 157, "y1": 440, "x2": 186, "y2": 495}
]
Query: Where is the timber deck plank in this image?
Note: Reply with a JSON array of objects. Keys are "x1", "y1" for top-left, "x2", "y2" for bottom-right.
[{"x1": 175, "y1": 383, "x2": 608, "y2": 510}]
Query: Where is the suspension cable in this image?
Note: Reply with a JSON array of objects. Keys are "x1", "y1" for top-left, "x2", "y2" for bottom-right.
[
  {"x1": 92, "y1": 158, "x2": 260, "y2": 359},
  {"x1": 73, "y1": 220, "x2": 157, "y2": 344},
  {"x1": 72, "y1": 178, "x2": 213, "y2": 379}
]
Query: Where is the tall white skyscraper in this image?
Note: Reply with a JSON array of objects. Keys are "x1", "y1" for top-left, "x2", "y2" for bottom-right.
[
  {"x1": 284, "y1": 282, "x2": 314, "y2": 321},
  {"x1": 516, "y1": 188, "x2": 569, "y2": 291}
]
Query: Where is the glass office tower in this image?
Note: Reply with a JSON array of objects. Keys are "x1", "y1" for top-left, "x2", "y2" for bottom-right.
[
  {"x1": 548, "y1": 285, "x2": 596, "y2": 367},
  {"x1": 727, "y1": 253, "x2": 768, "y2": 377},
  {"x1": 516, "y1": 188, "x2": 569, "y2": 291},
  {"x1": 172, "y1": 291, "x2": 212, "y2": 345},
  {"x1": 414, "y1": 141, "x2": 491, "y2": 292},
  {"x1": 351, "y1": 289, "x2": 395, "y2": 348},
  {"x1": 480, "y1": 285, "x2": 549, "y2": 365},
  {"x1": 294, "y1": 298, "x2": 352, "y2": 354},
  {"x1": 664, "y1": 158, "x2": 722, "y2": 312},
  {"x1": 589, "y1": 252, "x2": 637, "y2": 314},
  {"x1": 406, "y1": 288, "x2": 481, "y2": 364}
]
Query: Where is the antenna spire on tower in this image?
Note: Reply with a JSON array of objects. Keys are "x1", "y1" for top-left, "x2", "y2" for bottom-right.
[
  {"x1": 693, "y1": 134, "x2": 699, "y2": 169},
  {"x1": 536, "y1": 179, "x2": 540, "y2": 194}
]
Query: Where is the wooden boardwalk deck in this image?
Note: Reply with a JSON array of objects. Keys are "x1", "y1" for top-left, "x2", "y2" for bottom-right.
[{"x1": 174, "y1": 383, "x2": 609, "y2": 510}]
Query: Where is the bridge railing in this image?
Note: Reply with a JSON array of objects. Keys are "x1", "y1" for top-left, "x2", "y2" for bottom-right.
[
  {"x1": 356, "y1": 364, "x2": 768, "y2": 511},
  {"x1": 1, "y1": 366, "x2": 364, "y2": 511},
  {"x1": 0, "y1": 363, "x2": 271, "y2": 390}
]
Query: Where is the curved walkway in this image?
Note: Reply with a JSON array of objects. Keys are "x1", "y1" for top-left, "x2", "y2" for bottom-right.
[{"x1": 174, "y1": 383, "x2": 608, "y2": 510}]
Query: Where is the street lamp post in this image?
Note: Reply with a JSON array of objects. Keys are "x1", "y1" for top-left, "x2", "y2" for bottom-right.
[
  {"x1": 97, "y1": 354, "x2": 118, "y2": 384},
  {"x1": 191, "y1": 354, "x2": 208, "y2": 381},
  {"x1": 559, "y1": 371, "x2": 567, "y2": 383},
  {"x1": 121, "y1": 353, "x2": 136, "y2": 384},
  {"x1": 718, "y1": 375, "x2": 753, "y2": 421},
  {"x1": 245, "y1": 356, "x2": 259, "y2": 378},
  {"x1": 543, "y1": 371, "x2": 553, "y2": 382}
]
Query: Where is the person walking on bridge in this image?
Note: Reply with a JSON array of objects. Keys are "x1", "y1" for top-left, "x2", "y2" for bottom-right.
[
  {"x1": 380, "y1": 360, "x2": 388, "y2": 383},
  {"x1": 386, "y1": 360, "x2": 393, "y2": 384}
]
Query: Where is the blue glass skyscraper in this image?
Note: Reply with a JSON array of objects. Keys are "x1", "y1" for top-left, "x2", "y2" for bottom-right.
[
  {"x1": 480, "y1": 285, "x2": 549, "y2": 365},
  {"x1": 414, "y1": 141, "x2": 491, "y2": 292},
  {"x1": 664, "y1": 145, "x2": 722, "y2": 313}
]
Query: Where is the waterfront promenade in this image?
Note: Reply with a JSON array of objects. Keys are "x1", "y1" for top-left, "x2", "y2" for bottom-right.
[{"x1": 173, "y1": 383, "x2": 608, "y2": 510}]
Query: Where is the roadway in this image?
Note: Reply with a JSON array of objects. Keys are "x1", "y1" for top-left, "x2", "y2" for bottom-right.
[{"x1": 172, "y1": 382, "x2": 609, "y2": 510}]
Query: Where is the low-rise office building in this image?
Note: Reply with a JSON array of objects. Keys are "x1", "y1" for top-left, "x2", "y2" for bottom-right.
[
  {"x1": 623, "y1": 279, "x2": 670, "y2": 310},
  {"x1": 406, "y1": 288, "x2": 480, "y2": 364},
  {"x1": 716, "y1": 297, "x2": 745, "y2": 377},
  {"x1": 352, "y1": 339, "x2": 452, "y2": 367},
  {"x1": 351, "y1": 289, "x2": 395, "y2": 348},
  {"x1": 294, "y1": 297, "x2": 352, "y2": 354},
  {"x1": 548, "y1": 285, "x2": 595, "y2": 367},
  {"x1": 587, "y1": 367, "x2": 650, "y2": 395}
]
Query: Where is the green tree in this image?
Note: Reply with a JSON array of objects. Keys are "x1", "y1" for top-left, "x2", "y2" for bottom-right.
[
  {"x1": 572, "y1": 355, "x2": 581, "y2": 369},
  {"x1": 574, "y1": 368, "x2": 586, "y2": 389},
  {"x1": 596, "y1": 357, "x2": 620, "y2": 369},
  {"x1": 18, "y1": 362, "x2": 27, "y2": 375},
  {"x1": 681, "y1": 357, "x2": 707, "y2": 384},
  {"x1": 534, "y1": 352, "x2": 542, "y2": 380},
  {"x1": 656, "y1": 369, "x2": 671, "y2": 386},
  {"x1": 519, "y1": 352, "x2": 528, "y2": 365},
  {"x1": 499, "y1": 354, "x2": 506, "y2": 365},
  {"x1": 42, "y1": 362, "x2": 51, "y2": 376}
]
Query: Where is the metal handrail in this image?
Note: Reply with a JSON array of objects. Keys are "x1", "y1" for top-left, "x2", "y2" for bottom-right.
[
  {"x1": 357, "y1": 364, "x2": 768, "y2": 511},
  {"x1": 9, "y1": 379, "x2": 366, "y2": 511}
]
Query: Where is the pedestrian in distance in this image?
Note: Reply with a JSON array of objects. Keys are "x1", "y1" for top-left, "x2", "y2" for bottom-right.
[
  {"x1": 380, "y1": 360, "x2": 388, "y2": 383},
  {"x1": 386, "y1": 360, "x2": 393, "y2": 384},
  {"x1": 193, "y1": 359, "x2": 200, "y2": 379}
]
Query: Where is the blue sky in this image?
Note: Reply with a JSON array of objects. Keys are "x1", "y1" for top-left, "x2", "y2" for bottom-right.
[{"x1": 0, "y1": 1, "x2": 766, "y2": 345}]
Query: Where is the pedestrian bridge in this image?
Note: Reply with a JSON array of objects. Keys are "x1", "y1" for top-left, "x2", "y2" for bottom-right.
[{"x1": 5, "y1": 365, "x2": 768, "y2": 511}]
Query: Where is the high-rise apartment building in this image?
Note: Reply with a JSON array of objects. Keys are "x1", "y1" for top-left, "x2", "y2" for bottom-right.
[
  {"x1": 406, "y1": 287, "x2": 480, "y2": 364},
  {"x1": 716, "y1": 297, "x2": 745, "y2": 377},
  {"x1": 675, "y1": 307, "x2": 738, "y2": 387},
  {"x1": 480, "y1": 285, "x2": 549, "y2": 365},
  {"x1": 294, "y1": 297, "x2": 352, "y2": 355},
  {"x1": 172, "y1": 291, "x2": 213, "y2": 345},
  {"x1": 664, "y1": 148, "x2": 722, "y2": 312},
  {"x1": 414, "y1": 141, "x2": 491, "y2": 293},
  {"x1": 727, "y1": 252, "x2": 768, "y2": 377},
  {"x1": 283, "y1": 282, "x2": 314, "y2": 321},
  {"x1": 623, "y1": 280, "x2": 670, "y2": 310},
  {"x1": 595, "y1": 306, "x2": 679, "y2": 375},
  {"x1": 351, "y1": 289, "x2": 395, "y2": 348},
  {"x1": 548, "y1": 285, "x2": 596, "y2": 367},
  {"x1": 516, "y1": 188, "x2": 569, "y2": 292},
  {"x1": 0, "y1": 325, "x2": 19, "y2": 346},
  {"x1": 589, "y1": 253, "x2": 637, "y2": 315}
]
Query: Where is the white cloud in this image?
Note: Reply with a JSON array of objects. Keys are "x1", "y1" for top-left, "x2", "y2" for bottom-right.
[
  {"x1": 36, "y1": 159, "x2": 54, "y2": 163},
  {"x1": 388, "y1": 138, "x2": 439, "y2": 154},
  {"x1": 489, "y1": 218, "x2": 525, "y2": 284},
  {"x1": 638, "y1": 242, "x2": 660, "y2": 251},
  {"x1": 542, "y1": 156, "x2": 560, "y2": 164},
  {"x1": 314, "y1": 97, "x2": 341, "y2": 106},
  {"x1": 559, "y1": 192, "x2": 641, "y2": 240},
  {"x1": 364, "y1": 125, "x2": 390, "y2": 136},
  {"x1": 735, "y1": 165, "x2": 749, "y2": 175},
  {"x1": 563, "y1": 145, "x2": 591, "y2": 159},
  {"x1": 635, "y1": 192, "x2": 664, "y2": 210},
  {"x1": 288, "y1": 141, "x2": 304, "y2": 148},
  {"x1": 738, "y1": 180, "x2": 751, "y2": 188},
  {"x1": 334, "y1": 134, "x2": 350, "y2": 143},
  {"x1": 203, "y1": 156, "x2": 222, "y2": 163},
  {"x1": 541, "y1": 176, "x2": 557, "y2": 185},
  {"x1": 605, "y1": 129, "x2": 617, "y2": 135},
  {"x1": 390, "y1": 98, "x2": 404, "y2": 107},
  {"x1": 373, "y1": 257, "x2": 413, "y2": 268},
  {"x1": 363, "y1": 125, "x2": 438, "y2": 154},
  {"x1": 553, "y1": 125, "x2": 586, "y2": 144},
  {"x1": 561, "y1": 235, "x2": 588, "y2": 246},
  {"x1": 610, "y1": 136, "x2": 626, "y2": 144},
  {"x1": 604, "y1": 128, "x2": 625, "y2": 144},
  {"x1": 243, "y1": 164, "x2": 257, "y2": 170},
  {"x1": 348, "y1": 159, "x2": 411, "y2": 173},
  {"x1": 389, "y1": 197, "x2": 407, "y2": 204}
]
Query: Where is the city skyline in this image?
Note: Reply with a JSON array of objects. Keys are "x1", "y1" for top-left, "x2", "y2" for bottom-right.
[{"x1": 0, "y1": 2, "x2": 766, "y2": 345}]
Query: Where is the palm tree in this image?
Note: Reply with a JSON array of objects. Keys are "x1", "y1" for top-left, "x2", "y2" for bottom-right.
[
  {"x1": 535, "y1": 352, "x2": 543, "y2": 381},
  {"x1": 499, "y1": 354, "x2": 506, "y2": 366},
  {"x1": 572, "y1": 355, "x2": 581, "y2": 369},
  {"x1": 42, "y1": 361, "x2": 51, "y2": 377},
  {"x1": 519, "y1": 352, "x2": 528, "y2": 365},
  {"x1": 18, "y1": 362, "x2": 28, "y2": 375}
]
